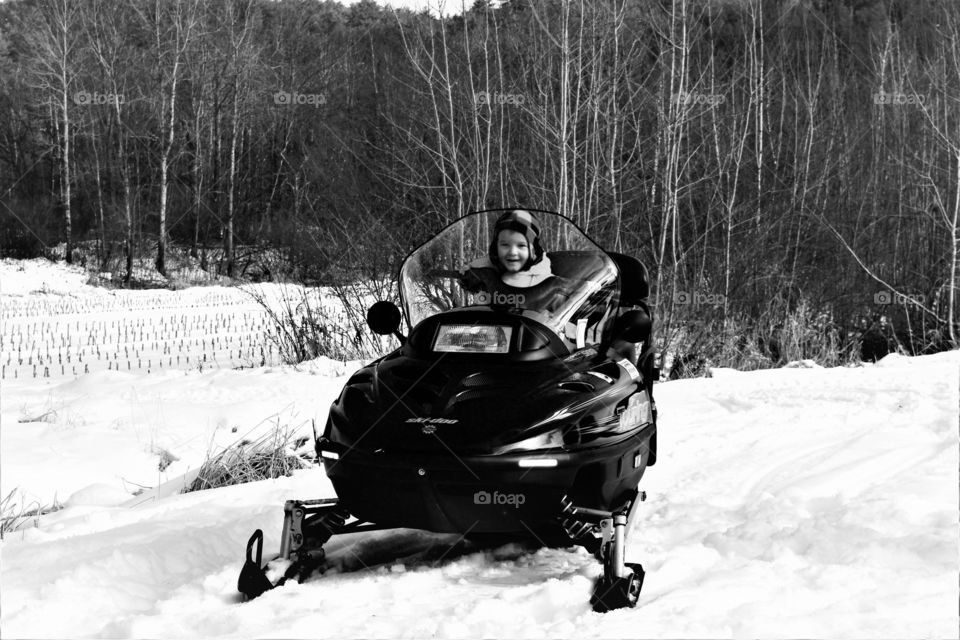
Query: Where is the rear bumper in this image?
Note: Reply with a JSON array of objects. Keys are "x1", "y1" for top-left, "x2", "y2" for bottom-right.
[{"x1": 319, "y1": 430, "x2": 652, "y2": 534}]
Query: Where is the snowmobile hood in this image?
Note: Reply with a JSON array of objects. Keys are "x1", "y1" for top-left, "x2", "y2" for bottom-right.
[{"x1": 325, "y1": 306, "x2": 642, "y2": 456}]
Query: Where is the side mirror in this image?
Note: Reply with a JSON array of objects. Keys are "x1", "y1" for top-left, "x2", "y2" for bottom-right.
[
  {"x1": 367, "y1": 300, "x2": 403, "y2": 337},
  {"x1": 612, "y1": 308, "x2": 651, "y2": 344}
]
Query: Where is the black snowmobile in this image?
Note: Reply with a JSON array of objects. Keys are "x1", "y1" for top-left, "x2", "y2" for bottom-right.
[{"x1": 238, "y1": 209, "x2": 658, "y2": 612}]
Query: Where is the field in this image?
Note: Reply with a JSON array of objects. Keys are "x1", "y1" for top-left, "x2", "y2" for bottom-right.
[
  {"x1": 2, "y1": 290, "x2": 280, "y2": 380},
  {"x1": 0, "y1": 259, "x2": 371, "y2": 382}
]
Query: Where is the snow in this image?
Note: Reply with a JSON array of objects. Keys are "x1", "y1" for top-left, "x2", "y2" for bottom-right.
[
  {"x1": 2, "y1": 359, "x2": 360, "y2": 512},
  {"x1": 2, "y1": 259, "x2": 958, "y2": 638},
  {"x1": 0, "y1": 257, "x2": 93, "y2": 296},
  {"x1": 65, "y1": 483, "x2": 134, "y2": 507}
]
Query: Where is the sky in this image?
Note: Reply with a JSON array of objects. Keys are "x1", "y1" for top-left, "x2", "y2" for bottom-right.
[{"x1": 342, "y1": 0, "x2": 471, "y2": 16}]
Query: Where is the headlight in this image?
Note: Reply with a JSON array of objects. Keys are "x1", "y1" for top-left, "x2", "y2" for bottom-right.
[
  {"x1": 496, "y1": 428, "x2": 565, "y2": 454},
  {"x1": 433, "y1": 324, "x2": 513, "y2": 354}
]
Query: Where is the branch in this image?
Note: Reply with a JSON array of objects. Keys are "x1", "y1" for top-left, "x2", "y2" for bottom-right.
[{"x1": 817, "y1": 212, "x2": 945, "y2": 321}]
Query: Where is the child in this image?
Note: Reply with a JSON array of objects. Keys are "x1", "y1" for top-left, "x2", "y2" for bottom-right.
[{"x1": 460, "y1": 210, "x2": 556, "y2": 298}]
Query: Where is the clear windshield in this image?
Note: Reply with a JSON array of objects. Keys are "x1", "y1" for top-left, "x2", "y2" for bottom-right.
[{"x1": 399, "y1": 210, "x2": 620, "y2": 346}]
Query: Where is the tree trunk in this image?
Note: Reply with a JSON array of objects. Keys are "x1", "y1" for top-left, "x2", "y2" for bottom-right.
[
  {"x1": 156, "y1": 63, "x2": 179, "y2": 277},
  {"x1": 58, "y1": 4, "x2": 72, "y2": 264},
  {"x1": 191, "y1": 104, "x2": 203, "y2": 260},
  {"x1": 949, "y1": 151, "x2": 959, "y2": 347},
  {"x1": 225, "y1": 85, "x2": 239, "y2": 277},
  {"x1": 120, "y1": 114, "x2": 134, "y2": 284},
  {"x1": 92, "y1": 135, "x2": 106, "y2": 269}
]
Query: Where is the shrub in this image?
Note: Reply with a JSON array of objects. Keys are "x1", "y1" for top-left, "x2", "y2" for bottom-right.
[
  {"x1": 660, "y1": 296, "x2": 859, "y2": 378},
  {"x1": 184, "y1": 420, "x2": 314, "y2": 493},
  {"x1": 246, "y1": 281, "x2": 395, "y2": 365}
]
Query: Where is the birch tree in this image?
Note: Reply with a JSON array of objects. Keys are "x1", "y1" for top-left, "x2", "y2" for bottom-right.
[
  {"x1": 82, "y1": 0, "x2": 139, "y2": 280},
  {"x1": 136, "y1": 0, "x2": 199, "y2": 276},
  {"x1": 24, "y1": 0, "x2": 80, "y2": 263}
]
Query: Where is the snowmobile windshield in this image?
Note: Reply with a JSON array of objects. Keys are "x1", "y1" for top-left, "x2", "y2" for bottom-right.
[{"x1": 399, "y1": 210, "x2": 620, "y2": 346}]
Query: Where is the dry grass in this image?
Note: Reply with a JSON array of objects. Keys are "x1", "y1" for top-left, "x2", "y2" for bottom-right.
[
  {"x1": 153, "y1": 446, "x2": 180, "y2": 472},
  {"x1": 246, "y1": 283, "x2": 390, "y2": 365},
  {"x1": 18, "y1": 407, "x2": 59, "y2": 423},
  {"x1": 661, "y1": 296, "x2": 861, "y2": 379},
  {"x1": 0, "y1": 488, "x2": 63, "y2": 540},
  {"x1": 184, "y1": 420, "x2": 315, "y2": 493}
]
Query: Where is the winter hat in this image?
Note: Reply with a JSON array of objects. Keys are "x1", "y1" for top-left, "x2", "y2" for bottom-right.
[{"x1": 488, "y1": 209, "x2": 544, "y2": 271}]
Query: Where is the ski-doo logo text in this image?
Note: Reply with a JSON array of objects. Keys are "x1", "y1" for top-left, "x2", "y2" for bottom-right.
[
  {"x1": 474, "y1": 291, "x2": 525, "y2": 306},
  {"x1": 405, "y1": 417, "x2": 458, "y2": 424},
  {"x1": 473, "y1": 490, "x2": 526, "y2": 508}
]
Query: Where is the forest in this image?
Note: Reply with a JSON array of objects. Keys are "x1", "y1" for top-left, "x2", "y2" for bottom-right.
[{"x1": 1, "y1": 0, "x2": 957, "y2": 367}]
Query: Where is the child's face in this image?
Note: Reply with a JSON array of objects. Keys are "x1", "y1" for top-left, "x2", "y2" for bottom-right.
[{"x1": 496, "y1": 230, "x2": 530, "y2": 273}]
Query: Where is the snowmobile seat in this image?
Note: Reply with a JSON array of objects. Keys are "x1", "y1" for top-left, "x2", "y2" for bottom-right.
[
  {"x1": 607, "y1": 251, "x2": 652, "y2": 346},
  {"x1": 606, "y1": 252, "x2": 649, "y2": 307},
  {"x1": 546, "y1": 251, "x2": 610, "y2": 282},
  {"x1": 606, "y1": 252, "x2": 655, "y2": 393}
]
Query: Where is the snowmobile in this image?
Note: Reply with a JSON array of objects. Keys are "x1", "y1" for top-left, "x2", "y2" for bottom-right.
[{"x1": 238, "y1": 209, "x2": 658, "y2": 612}]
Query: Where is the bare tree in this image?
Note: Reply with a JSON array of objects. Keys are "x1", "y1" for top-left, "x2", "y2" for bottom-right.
[
  {"x1": 393, "y1": 5, "x2": 469, "y2": 221},
  {"x1": 915, "y1": 11, "x2": 960, "y2": 347},
  {"x1": 220, "y1": 0, "x2": 260, "y2": 278},
  {"x1": 82, "y1": 0, "x2": 139, "y2": 280},
  {"x1": 135, "y1": 0, "x2": 200, "y2": 276},
  {"x1": 24, "y1": 0, "x2": 81, "y2": 263}
]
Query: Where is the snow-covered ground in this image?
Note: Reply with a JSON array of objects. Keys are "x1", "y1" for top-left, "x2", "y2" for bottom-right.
[{"x1": 2, "y1": 260, "x2": 958, "y2": 638}]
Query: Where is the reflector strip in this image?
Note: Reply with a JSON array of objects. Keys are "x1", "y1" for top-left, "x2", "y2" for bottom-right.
[
  {"x1": 517, "y1": 458, "x2": 558, "y2": 468},
  {"x1": 320, "y1": 450, "x2": 339, "y2": 460}
]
